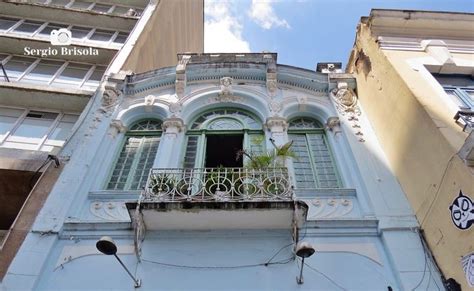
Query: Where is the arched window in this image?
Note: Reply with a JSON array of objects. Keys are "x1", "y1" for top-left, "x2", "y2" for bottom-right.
[
  {"x1": 184, "y1": 109, "x2": 264, "y2": 168},
  {"x1": 288, "y1": 117, "x2": 341, "y2": 188},
  {"x1": 107, "y1": 119, "x2": 162, "y2": 190}
]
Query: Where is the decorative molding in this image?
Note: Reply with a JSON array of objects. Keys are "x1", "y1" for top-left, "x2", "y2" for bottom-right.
[
  {"x1": 303, "y1": 198, "x2": 354, "y2": 220},
  {"x1": 162, "y1": 118, "x2": 185, "y2": 134},
  {"x1": 102, "y1": 86, "x2": 121, "y2": 109},
  {"x1": 175, "y1": 55, "x2": 191, "y2": 98},
  {"x1": 89, "y1": 201, "x2": 130, "y2": 221},
  {"x1": 168, "y1": 102, "x2": 183, "y2": 117},
  {"x1": 331, "y1": 82, "x2": 364, "y2": 142},
  {"x1": 269, "y1": 101, "x2": 282, "y2": 114},
  {"x1": 265, "y1": 117, "x2": 288, "y2": 133},
  {"x1": 108, "y1": 119, "x2": 127, "y2": 138},
  {"x1": 144, "y1": 95, "x2": 156, "y2": 112},
  {"x1": 208, "y1": 79, "x2": 244, "y2": 104},
  {"x1": 219, "y1": 77, "x2": 233, "y2": 96}
]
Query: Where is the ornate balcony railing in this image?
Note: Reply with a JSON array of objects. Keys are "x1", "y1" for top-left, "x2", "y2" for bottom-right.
[{"x1": 142, "y1": 168, "x2": 293, "y2": 202}]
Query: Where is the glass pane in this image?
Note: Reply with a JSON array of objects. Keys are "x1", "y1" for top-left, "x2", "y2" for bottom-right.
[
  {"x1": 308, "y1": 134, "x2": 339, "y2": 188},
  {"x1": 0, "y1": 107, "x2": 24, "y2": 137},
  {"x1": 69, "y1": 0, "x2": 92, "y2": 9},
  {"x1": 11, "y1": 111, "x2": 58, "y2": 139},
  {"x1": 288, "y1": 134, "x2": 317, "y2": 189},
  {"x1": 113, "y1": 32, "x2": 128, "y2": 44},
  {"x1": 444, "y1": 89, "x2": 469, "y2": 109},
  {"x1": 112, "y1": 6, "x2": 130, "y2": 15},
  {"x1": 464, "y1": 89, "x2": 474, "y2": 103},
  {"x1": 38, "y1": 23, "x2": 68, "y2": 36},
  {"x1": 183, "y1": 136, "x2": 198, "y2": 168},
  {"x1": 130, "y1": 137, "x2": 160, "y2": 190},
  {"x1": 53, "y1": 62, "x2": 91, "y2": 84},
  {"x1": 22, "y1": 60, "x2": 64, "y2": 84},
  {"x1": 70, "y1": 26, "x2": 92, "y2": 40},
  {"x1": 3, "y1": 56, "x2": 36, "y2": 80},
  {"x1": 49, "y1": 0, "x2": 71, "y2": 7},
  {"x1": 82, "y1": 66, "x2": 105, "y2": 87},
  {"x1": 91, "y1": 3, "x2": 112, "y2": 13},
  {"x1": 0, "y1": 17, "x2": 19, "y2": 31},
  {"x1": 47, "y1": 114, "x2": 78, "y2": 141},
  {"x1": 12, "y1": 20, "x2": 43, "y2": 34},
  {"x1": 89, "y1": 29, "x2": 114, "y2": 42},
  {"x1": 107, "y1": 137, "x2": 141, "y2": 190}
]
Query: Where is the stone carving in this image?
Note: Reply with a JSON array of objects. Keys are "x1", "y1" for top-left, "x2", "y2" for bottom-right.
[
  {"x1": 102, "y1": 87, "x2": 121, "y2": 108},
  {"x1": 266, "y1": 117, "x2": 288, "y2": 133},
  {"x1": 90, "y1": 201, "x2": 130, "y2": 221},
  {"x1": 266, "y1": 72, "x2": 278, "y2": 96},
  {"x1": 331, "y1": 82, "x2": 364, "y2": 142},
  {"x1": 462, "y1": 253, "x2": 474, "y2": 287},
  {"x1": 220, "y1": 77, "x2": 233, "y2": 96},
  {"x1": 175, "y1": 55, "x2": 191, "y2": 98},
  {"x1": 269, "y1": 101, "x2": 282, "y2": 114},
  {"x1": 108, "y1": 120, "x2": 127, "y2": 138},
  {"x1": 162, "y1": 118, "x2": 185, "y2": 134},
  {"x1": 144, "y1": 95, "x2": 156, "y2": 106},
  {"x1": 168, "y1": 102, "x2": 182, "y2": 117},
  {"x1": 325, "y1": 116, "x2": 341, "y2": 131}
]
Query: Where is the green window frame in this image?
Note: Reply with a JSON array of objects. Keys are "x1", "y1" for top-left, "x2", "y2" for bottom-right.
[
  {"x1": 288, "y1": 117, "x2": 341, "y2": 189},
  {"x1": 107, "y1": 119, "x2": 162, "y2": 190},
  {"x1": 183, "y1": 109, "x2": 265, "y2": 168}
]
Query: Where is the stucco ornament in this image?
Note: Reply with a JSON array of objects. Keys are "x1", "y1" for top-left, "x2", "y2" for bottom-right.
[
  {"x1": 266, "y1": 72, "x2": 278, "y2": 97},
  {"x1": 168, "y1": 102, "x2": 182, "y2": 117},
  {"x1": 331, "y1": 82, "x2": 364, "y2": 142},
  {"x1": 108, "y1": 119, "x2": 127, "y2": 138},
  {"x1": 462, "y1": 253, "x2": 474, "y2": 287},
  {"x1": 220, "y1": 77, "x2": 233, "y2": 96},
  {"x1": 102, "y1": 87, "x2": 121, "y2": 109},
  {"x1": 269, "y1": 101, "x2": 282, "y2": 114},
  {"x1": 162, "y1": 118, "x2": 185, "y2": 134}
]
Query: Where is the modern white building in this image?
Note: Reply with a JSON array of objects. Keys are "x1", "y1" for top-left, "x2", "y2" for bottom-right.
[
  {"x1": 2, "y1": 53, "x2": 443, "y2": 290},
  {"x1": 0, "y1": 0, "x2": 203, "y2": 280}
]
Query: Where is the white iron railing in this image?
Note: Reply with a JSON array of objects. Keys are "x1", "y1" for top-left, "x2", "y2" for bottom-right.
[{"x1": 142, "y1": 168, "x2": 293, "y2": 202}]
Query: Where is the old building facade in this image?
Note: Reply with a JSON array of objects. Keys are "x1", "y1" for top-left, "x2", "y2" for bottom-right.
[
  {"x1": 1, "y1": 53, "x2": 443, "y2": 290},
  {"x1": 347, "y1": 9, "x2": 474, "y2": 289},
  {"x1": 0, "y1": 0, "x2": 203, "y2": 282}
]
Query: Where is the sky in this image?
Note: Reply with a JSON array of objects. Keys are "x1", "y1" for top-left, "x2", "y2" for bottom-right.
[{"x1": 204, "y1": 0, "x2": 474, "y2": 70}]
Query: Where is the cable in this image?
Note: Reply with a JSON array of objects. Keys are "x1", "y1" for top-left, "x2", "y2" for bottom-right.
[
  {"x1": 412, "y1": 231, "x2": 429, "y2": 291},
  {"x1": 28, "y1": 156, "x2": 52, "y2": 189},
  {"x1": 420, "y1": 154, "x2": 455, "y2": 227},
  {"x1": 303, "y1": 260, "x2": 347, "y2": 291},
  {"x1": 141, "y1": 256, "x2": 294, "y2": 270},
  {"x1": 265, "y1": 242, "x2": 295, "y2": 265}
]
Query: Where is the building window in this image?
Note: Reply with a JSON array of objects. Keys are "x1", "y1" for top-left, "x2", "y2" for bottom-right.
[
  {"x1": 432, "y1": 73, "x2": 474, "y2": 110},
  {"x1": 107, "y1": 119, "x2": 162, "y2": 191},
  {"x1": 184, "y1": 109, "x2": 265, "y2": 168},
  {"x1": 0, "y1": 106, "x2": 79, "y2": 151},
  {"x1": 0, "y1": 54, "x2": 106, "y2": 89},
  {"x1": 288, "y1": 117, "x2": 340, "y2": 189}
]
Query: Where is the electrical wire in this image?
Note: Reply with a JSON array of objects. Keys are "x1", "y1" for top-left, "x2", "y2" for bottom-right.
[
  {"x1": 141, "y1": 256, "x2": 294, "y2": 270},
  {"x1": 412, "y1": 242, "x2": 428, "y2": 291},
  {"x1": 28, "y1": 156, "x2": 52, "y2": 188},
  {"x1": 302, "y1": 260, "x2": 347, "y2": 291}
]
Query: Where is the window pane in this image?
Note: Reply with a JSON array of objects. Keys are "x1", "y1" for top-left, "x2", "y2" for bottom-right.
[
  {"x1": 0, "y1": 107, "x2": 24, "y2": 137},
  {"x1": 130, "y1": 137, "x2": 160, "y2": 190},
  {"x1": 49, "y1": 0, "x2": 71, "y2": 7},
  {"x1": 89, "y1": 29, "x2": 114, "y2": 42},
  {"x1": 22, "y1": 60, "x2": 64, "y2": 84},
  {"x1": 11, "y1": 111, "x2": 58, "y2": 139},
  {"x1": 307, "y1": 134, "x2": 339, "y2": 188},
  {"x1": 69, "y1": 0, "x2": 92, "y2": 9},
  {"x1": 444, "y1": 89, "x2": 469, "y2": 109},
  {"x1": 82, "y1": 66, "x2": 105, "y2": 87},
  {"x1": 113, "y1": 32, "x2": 128, "y2": 44},
  {"x1": 91, "y1": 3, "x2": 112, "y2": 13},
  {"x1": 53, "y1": 62, "x2": 91, "y2": 84},
  {"x1": 0, "y1": 17, "x2": 19, "y2": 31},
  {"x1": 289, "y1": 134, "x2": 317, "y2": 189},
  {"x1": 3, "y1": 56, "x2": 36, "y2": 80},
  {"x1": 46, "y1": 114, "x2": 78, "y2": 141},
  {"x1": 12, "y1": 20, "x2": 43, "y2": 34},
  {"x1": 107, "y1": 137, "x2": 141, "y2": 190},
  {"x1": 464, "y1": 90, "x2": 474, "y2": 103},
  {"x1": 112, "y1": 6, "x2": 130, "y2": 15},
  {"x1": 38, "y1": 23, "x2": 68, "y2": 36},
  {"x1": 71, "y1": 26, "x2": 92, "y2": 39}
]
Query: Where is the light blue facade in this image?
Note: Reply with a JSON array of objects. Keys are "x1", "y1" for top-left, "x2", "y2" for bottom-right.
[{"x1": 1, "y1": 54, "x2": 443, "y2": 290}]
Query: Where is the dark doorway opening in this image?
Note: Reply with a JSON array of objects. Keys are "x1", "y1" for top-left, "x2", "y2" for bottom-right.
[{"x1": 205, "y1": 134, "x2": 243, "y2": 167}]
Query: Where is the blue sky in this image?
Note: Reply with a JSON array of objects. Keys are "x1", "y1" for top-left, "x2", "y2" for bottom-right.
[{"x1": 204, "y1": 0, "x2": 474, "y2": 69}]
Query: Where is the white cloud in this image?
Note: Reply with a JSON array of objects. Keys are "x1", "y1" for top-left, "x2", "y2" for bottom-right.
[
  {"x1": 248, "y1": 0, "x2": 290, "y2": 30},
  {"x1": 205, "y1": 1, "x2": 251, "y2": 53}
]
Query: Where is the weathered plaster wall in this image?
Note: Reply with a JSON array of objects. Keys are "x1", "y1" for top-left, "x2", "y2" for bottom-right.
[
  {"x1": 121, "y1": 0, "x2": 204, "y2": 73},
  {"x1": 348, "y1": 20, "x2": 474, "y2": 288}
]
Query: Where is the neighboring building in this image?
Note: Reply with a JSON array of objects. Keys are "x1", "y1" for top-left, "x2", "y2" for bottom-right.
[
  {"x1": 0, "y1": 0, "x2": 203, "y2": 281},
  {"x1": 1, "y1": 52, "x2": 442, "y2": 290},
  {"x1": 347, "y1": 9, "x2": 474, "y2": 289}
]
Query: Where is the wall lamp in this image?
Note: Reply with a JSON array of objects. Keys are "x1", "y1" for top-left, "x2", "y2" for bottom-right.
[
  {"x1": 96, "y1": 236, "x2": 141, "y2": 288},
  {"x1": 296, "y1": 242, "x2": 315, "y2": 285}
]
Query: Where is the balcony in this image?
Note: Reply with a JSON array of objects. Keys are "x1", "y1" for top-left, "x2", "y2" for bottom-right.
[
  {"x1": 142, "y1": 167, "x2": 293, "y2": 202},
  {"x1": 127, "y1": 168, "x2": 304, "y2": 230}
]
